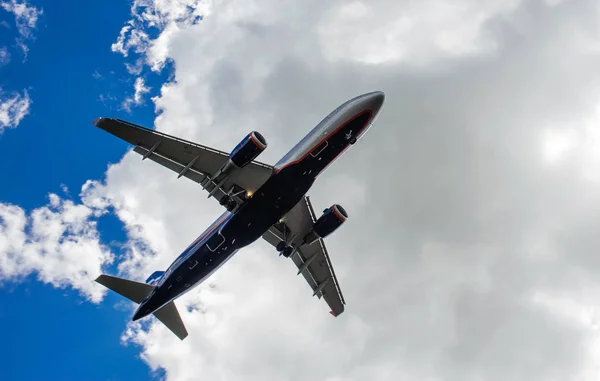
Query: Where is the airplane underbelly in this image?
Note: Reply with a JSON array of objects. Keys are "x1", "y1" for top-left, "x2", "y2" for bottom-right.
[
  {"x1": 151, "y1": 158, "x2": 327, "y2": 307},
  {"x1": 154, "y1": 246, "x2": 238, "y2": 305},
  {"x1": 185, "y1": 249, "x2": 238, "y2": 292},
  {"x1": 222, "y1": 165, "x2": 314, "y2": 246}
]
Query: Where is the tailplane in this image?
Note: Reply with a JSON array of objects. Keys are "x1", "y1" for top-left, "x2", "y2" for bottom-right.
[
  {"x1": 153, "y1": 301, "x2": 188, "y2": 340},
  {"x1": 95, "y1": 274, "x2": 189, "y2": 340},
  {"x1": 96, "y1": 274, "x2": 154, "y2": 303}
]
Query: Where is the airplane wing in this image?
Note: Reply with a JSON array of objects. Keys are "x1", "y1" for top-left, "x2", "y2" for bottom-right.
[
  {"x1": 94, "y1": 118, "x2": 346, "y2": 315},
  {"x1": 261, "y1": 196, "x2": 346, "y2": 317},
  {"x1": 93, "y1": 118, "x2": 274, "y2": 203}
]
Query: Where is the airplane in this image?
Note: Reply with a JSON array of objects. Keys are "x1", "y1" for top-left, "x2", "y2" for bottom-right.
[{"x1": 93, "y1": 91, "x2": 385, "y2": 340}]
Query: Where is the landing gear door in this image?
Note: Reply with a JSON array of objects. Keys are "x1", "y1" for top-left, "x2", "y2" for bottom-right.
[
  {"x1": 310, "y1": 140, "x2": 328, "y2": 157},
  {"x1": 206, "y1": 231, "x2": 226, "y2": 252}
]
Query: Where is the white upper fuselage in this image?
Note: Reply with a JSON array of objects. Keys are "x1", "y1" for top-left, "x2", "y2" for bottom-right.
[{"x1": 274, "y1": 91, "x2": 385, "y2": 172}]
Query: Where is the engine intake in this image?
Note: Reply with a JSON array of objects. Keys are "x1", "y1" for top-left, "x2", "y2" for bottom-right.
[
  {"x1": 229, "y1": 131, "x2": 267, "y2": 168},
  {"x1": 303, "y1": 204, "x2": 348, "y2": 245}
]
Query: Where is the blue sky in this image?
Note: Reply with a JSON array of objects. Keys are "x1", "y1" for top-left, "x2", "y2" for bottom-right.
[{"x1": 0, "y1": 1, "x2": 167, "y2": 379}]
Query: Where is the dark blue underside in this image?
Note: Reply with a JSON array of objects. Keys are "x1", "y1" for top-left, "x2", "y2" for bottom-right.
[{"x1": 136, "y1": 111, "x2": 372, "y2": 317}]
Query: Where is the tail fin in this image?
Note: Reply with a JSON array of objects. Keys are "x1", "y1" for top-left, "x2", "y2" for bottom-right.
[
  {"x1": 145, "y1": 271, "x2": 165, "y2": 286},
  {"x1": 153, "y1": 301, "x2": 188, "y2": 340},
  {"x1": 95, "y1": 274, "x2": 189, "y2": 340},
  {"x1": 96, "y1": 274, "x2": 154, "y2": 303}
]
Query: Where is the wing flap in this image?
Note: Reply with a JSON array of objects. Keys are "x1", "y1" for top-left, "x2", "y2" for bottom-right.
[
  {"x1": 132, "y1": 146, "x2": 229, "y2": 200},
  {"x1": 262, "y1": 196, "x2": 346, "y2": 316},
  {"x1": 294, "y1": 240, "x2": 345, "y2": 316},
  {"x1": 263, "y1": 226, "x2": 320, "y2": 292}
]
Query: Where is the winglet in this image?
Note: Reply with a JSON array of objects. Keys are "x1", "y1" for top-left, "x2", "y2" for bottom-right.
[{"x1": 92, "y1": 117, "x2": 102, "y2": 126}]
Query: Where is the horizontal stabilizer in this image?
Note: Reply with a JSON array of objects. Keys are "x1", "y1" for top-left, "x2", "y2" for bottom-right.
[
  {"x1": 153, "y1": 301, "x2": 188, "y2": 340},
  {"x1": 95, "y1": 274, "x2": 154, "y2": 304}
]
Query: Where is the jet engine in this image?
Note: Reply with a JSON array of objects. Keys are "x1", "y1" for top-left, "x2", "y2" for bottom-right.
[
  {"x1": 207, "y1": 131, "x2": 267, "y2": 211},
  {"x1": 302, "y1": 204, "x2": 348, "y2": 245},
  {"x1": 229, "y1": 131, "x2": 267, "y2": 168}
]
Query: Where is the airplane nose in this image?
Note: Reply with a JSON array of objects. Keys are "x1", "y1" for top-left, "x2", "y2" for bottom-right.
[
  {"x1": 370, "y1": 91, "x2": 385, "y2": 107},
  {"x1": 364, "y1": 91, "x2": 385, "y2": 113}
]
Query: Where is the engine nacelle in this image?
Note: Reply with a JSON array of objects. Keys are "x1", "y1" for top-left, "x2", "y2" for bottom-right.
[
  {"x1": 229, "y1": 131, "x2": 267, "y2": 168},
  {"x1": 303, "y1": 204, "x2": 348, "y2": 245}
]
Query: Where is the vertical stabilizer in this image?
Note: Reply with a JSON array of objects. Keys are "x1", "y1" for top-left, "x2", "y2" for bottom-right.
[{"x1": 145, "y1": 271, "x2": 165, "y2": 285}]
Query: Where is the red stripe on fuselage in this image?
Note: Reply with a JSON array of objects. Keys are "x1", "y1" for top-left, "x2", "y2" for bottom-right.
[
  {"x1": 316, "y1": 111, "x2": 375, "y2": 177},
  {"x1": 274, "y1": 110, "x2": 373, "y2": 174}
]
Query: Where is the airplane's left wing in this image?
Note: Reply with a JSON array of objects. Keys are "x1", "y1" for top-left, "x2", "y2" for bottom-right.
[
  {"x1": 262, "y1": 196, "x2": 346, "y2": 317},
  {"x1": 93, "y1": 118, "x2": 274, "y2": 203}
]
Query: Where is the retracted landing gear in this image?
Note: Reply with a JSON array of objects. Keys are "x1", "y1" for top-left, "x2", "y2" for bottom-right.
[
  {"x1": 219, "y1": 195, "x2": 237, "y2": 212},
  {"x1": 275, "y1": 220, "x2": 297, "y2": 258},
  {"x1": 276, "y1": 241, "x2": 294, "y2": 258}
]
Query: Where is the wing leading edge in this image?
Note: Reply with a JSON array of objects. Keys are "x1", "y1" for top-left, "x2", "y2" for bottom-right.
[{"x1": 92, "y1": 117, "x2": 274, "y2": 203}]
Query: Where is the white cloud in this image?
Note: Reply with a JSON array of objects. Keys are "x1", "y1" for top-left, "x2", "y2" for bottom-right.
[
  {"x1": 0, "y1": 2, "x2": 41, "y2": 130},
  {"x1": 72, "y1": 0, "x2": 600, "y2": 379},
  {"x1": 104, "y1": 0, "x2": 600, "y2": 379},
  {"x1": 540, "y1": 101, "x2": 600, "y2": 182},
  {"x1": 125, "y1": 58, "x2": 144, "y2": 75},
  {"x1": 0, "y1": 189, "x2": 115, "y2": 303},
  {"x1": 318, "y1": 0, "x2": 522, "y2": 65},
  {"x1": 121, "y1": 77, "x2": 151, "y2": 112},
  {"x1": 111, "y1": 0, "x2": 211, "y2": 72},
  {"x1": 111, "y1": 24, "x2": 149, "y2": 58},
  {"x1": 0, "y1": 88, "x2": 30, "y2": 132},
  {"x1": 0, "y1": 46, "x2": 10, "y2": 65},
  {"x1": 0, "y1": 0, "x2": 43, "y2": 55}
]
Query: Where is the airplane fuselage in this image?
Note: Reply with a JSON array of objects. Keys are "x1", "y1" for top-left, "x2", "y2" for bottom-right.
[{"x1": 133, "y1": 91, "x2": 385, "y2": 320}]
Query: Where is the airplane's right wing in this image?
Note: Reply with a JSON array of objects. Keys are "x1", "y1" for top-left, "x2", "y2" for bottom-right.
[
  {"x1": 262, "y1": 196, "x2": 346, "y2": 317},
  {"x1": 93, "y1": 118, "x2": 274, "y2": 205}
]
